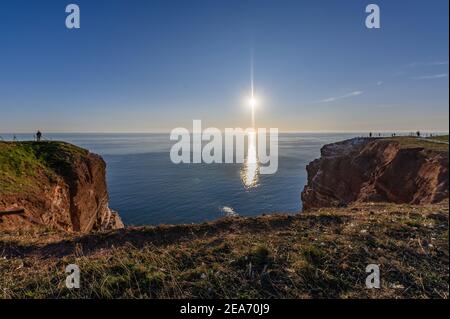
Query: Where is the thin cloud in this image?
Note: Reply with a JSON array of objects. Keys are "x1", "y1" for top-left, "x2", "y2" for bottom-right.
[
  {"x1": 412, "y1": 73, "x2": 448, "y2": 80},
  {"x1": 376, "y1": 81, "x2": 383, "y2": 86},
  {"x1": 319, "y1": 90, "x2": 364, "y2": 103},
  {"x1": 409, "y1": 61, "x2": 449, "y2": 67}
]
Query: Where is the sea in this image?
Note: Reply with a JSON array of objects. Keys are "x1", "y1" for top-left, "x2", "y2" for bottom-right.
[{"x1": 1, "y1": 132, "x2": 374, "y2": 225}]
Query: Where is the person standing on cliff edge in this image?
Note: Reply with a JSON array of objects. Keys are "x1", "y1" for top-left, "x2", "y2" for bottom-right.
[{"x1": 36, "y1": 130, "x2": 42, "y2": 142}]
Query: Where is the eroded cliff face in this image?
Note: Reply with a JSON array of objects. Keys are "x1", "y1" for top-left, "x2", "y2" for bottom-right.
[
  {"x1": 0, "y1": 141, "x2": 123, "y2": 232},
  {"x1": 301, "y1": 138, "x2": 449, "y2": 210}
]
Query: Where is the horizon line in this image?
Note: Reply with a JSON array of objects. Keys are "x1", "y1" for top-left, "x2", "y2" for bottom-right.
[{"x1": 1, "y1": 130, "x2": 449, "y2": 135}]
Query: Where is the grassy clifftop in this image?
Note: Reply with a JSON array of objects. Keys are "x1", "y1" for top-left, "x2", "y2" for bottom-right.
[
  {"x1": 1, "y1": 201, "x2": 448, "y2": 299},
  {"x1": 388, "y1": 135, "x2": 449, "y2": 152},
  {"x1": 0, "y1": 141, "x2": 88, "y2": 195}
]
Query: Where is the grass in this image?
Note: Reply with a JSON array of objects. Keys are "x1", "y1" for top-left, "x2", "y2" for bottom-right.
[
  {"x1": 0, "y1": 200, "x2": 448, "y2": 299},
  {"x1": 0, "y1": 142, "x2": 47, "y2": 194},
  {"x1": 386, "y1": 136, "x2": 449, "y2": 152},
  {"x1": 428, "y1": 135, "x2": 449, "y2": 142},
  {"x1": 0, "y1": 141, "x2": 88, "y2": 195}
]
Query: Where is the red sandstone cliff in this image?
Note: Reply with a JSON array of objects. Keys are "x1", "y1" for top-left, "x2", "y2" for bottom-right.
[
  {"x1": 301, "y1": 137, "x2": 449, "y2": 210},
  {"x1": 0, "y1": 141, "x2": 123, "y2": 232}
]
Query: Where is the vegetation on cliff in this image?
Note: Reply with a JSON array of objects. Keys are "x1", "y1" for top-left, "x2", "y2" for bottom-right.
[
  {"x1": 0, "y1": 141, "x2": 87, "y2": 195},
  {"x1": 390, "y1": 135, "x2": 449, "y2": 151},
  {"x1": 0, "y1": 201, "x2": 448, "y2": 299}
]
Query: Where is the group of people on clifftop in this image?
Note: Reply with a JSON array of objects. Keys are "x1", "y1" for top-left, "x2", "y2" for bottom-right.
[{"x1": 367, "y1": 131, "x2": 430, "y2": 138}]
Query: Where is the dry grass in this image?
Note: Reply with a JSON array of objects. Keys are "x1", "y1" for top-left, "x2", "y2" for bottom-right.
[
  {"x1": 386, "y1": 136, "x2": 449, "y2": 152},
  {"x1": 0, "y1": 201, "x2": 448, "y2": 299},
  {"x1": 428, "y1": 135, "x2": 449, "y2": 143}
]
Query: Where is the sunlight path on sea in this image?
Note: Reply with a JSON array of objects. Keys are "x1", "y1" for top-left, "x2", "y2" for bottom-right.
[{"x1": 241, "y1": 130, "x2": 259, "y2": 189}]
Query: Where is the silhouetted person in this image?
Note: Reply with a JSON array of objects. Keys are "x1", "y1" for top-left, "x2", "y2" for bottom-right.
[
  {"x1": 416, "y1": 131, "x2": 421, "y2": 137},
  {"x1": 36, "y1": 130, "x2": 42, "y2": 142},
  {"x1": 369, "y1": 132, "x2": 372, "y2": 138}
]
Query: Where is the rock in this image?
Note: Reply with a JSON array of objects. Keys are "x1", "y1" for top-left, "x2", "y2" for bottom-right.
[
  {"x1": 301, "y1": 137, "x2": 449, "y2": 210},
  {"x1": 0, "y1": 141, "x2": 124, "y2": 232}
]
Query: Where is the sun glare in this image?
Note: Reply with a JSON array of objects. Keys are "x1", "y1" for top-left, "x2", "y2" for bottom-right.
[{"x1": 249, "y1": 96, "x2": 257, "y2": 108}]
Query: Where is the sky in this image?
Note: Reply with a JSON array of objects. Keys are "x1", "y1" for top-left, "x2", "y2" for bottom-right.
[{"x1": 0, "y1": 0, "x2": 448, "y2": 133}]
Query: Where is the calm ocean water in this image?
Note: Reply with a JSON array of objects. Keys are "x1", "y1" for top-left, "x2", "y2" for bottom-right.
[{"x1": 3, "y1": 133, "x2": 363, "y2": 225}]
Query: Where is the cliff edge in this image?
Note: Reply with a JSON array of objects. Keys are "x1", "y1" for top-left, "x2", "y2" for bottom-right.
[
  {"x1": 301, "y1": 136, "x2": 449, "y2": 210},
  {"x1": 0, "y1": 141, "x2": 123, "y2": 232}
]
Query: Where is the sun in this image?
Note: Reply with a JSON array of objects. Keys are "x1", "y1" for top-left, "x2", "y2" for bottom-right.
[{"x1": 249, "y1": 96, "x2": 257, "y2": 108}]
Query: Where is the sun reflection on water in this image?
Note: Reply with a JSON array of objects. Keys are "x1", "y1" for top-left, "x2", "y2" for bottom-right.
[{"x1": 240, "y1": 130, "x2": 259, "y2": 189}]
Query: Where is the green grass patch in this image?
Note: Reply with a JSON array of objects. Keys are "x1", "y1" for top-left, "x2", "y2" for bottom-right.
[{"x1": 0, "y1": 141, "x2": 88, "y2": 195}]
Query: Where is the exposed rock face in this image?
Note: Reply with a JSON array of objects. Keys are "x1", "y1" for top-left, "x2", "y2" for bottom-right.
[
  {"x1": 0, "y1": 142, "x2": 123, "y2": 232},
  {"x1": 301, "y1": 138, "x2": 449, "y2": 210}
]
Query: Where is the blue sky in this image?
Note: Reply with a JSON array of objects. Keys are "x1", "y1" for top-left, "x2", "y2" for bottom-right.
[{"x1": 0, "y1": 0, "x2": 448, "y2": 132}]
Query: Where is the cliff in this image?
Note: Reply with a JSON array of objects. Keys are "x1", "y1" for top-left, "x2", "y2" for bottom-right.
[
  {"x1": 301, "y1": 136, "x2": 449, "y2": 210},
  {"x1": 0, "y1": 141, "x2": 123, "y2": 232}
]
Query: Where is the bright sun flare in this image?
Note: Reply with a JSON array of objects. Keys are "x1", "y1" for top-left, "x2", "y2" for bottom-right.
[{"x1": 249, "y1": 97, "x2": 257, "y2": 108}]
